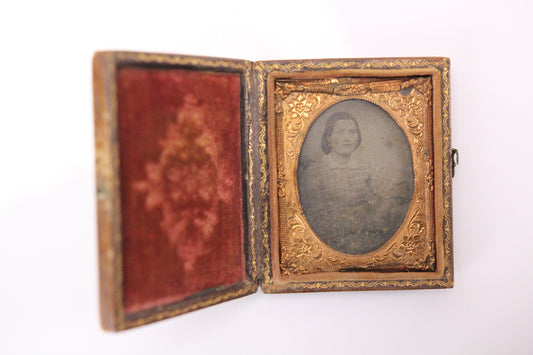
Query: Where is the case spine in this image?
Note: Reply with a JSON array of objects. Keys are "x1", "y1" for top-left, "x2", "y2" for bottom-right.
[
  {"x1": 93, "y1": 52, "x2": 123, "y2": 331},
  {"x1": 250, "y1": 62, "x2": 271, "y2": 289}
]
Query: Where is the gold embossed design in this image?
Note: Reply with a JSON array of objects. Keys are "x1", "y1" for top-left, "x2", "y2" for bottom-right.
[
  {"x1": 274, "y1": 77, "x2": 435, "y2": 275},
  {"x1": 253, "y1": 63, "x2": 272, "y2": 286},
  {"x1": 259, "y1": 58, "x2": 452, "y2": 292}
]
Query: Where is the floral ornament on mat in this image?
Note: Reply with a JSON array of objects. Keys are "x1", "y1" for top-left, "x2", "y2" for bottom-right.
[{"x1": 135, "y1": 95, "x2": 231, "y2": 270}]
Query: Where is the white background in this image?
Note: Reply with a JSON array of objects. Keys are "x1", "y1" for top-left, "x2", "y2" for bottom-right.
[{"x1": 1, "y1": 0, "x2": 532, "y2": 354}]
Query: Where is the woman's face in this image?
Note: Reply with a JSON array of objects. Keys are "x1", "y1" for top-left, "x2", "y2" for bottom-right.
[{"x1": 328, "y1": 119, "x2": 360, "y2": 157}]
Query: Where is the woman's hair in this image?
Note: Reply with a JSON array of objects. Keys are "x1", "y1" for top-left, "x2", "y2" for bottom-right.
[{"x1": 321, "y1": 112, "x2": 361, "y2": 154}]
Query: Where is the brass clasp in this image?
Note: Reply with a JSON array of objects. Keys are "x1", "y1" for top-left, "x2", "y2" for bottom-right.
[{"x1": 452, "y1": 148, "x2": 459, "y2": 177}]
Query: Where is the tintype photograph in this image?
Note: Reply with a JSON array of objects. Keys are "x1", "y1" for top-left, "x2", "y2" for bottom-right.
[
  {"x1": 297, "y1": 99, "x2": 414, "y2": 255},
  {"x1": 269, "y1": 68, "x2": 447, "y2": 280}
]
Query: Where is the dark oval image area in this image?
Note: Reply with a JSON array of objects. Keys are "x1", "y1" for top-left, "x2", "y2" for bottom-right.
[{"x1": 297, "y1": 99, "x2": 415, "y2": 255}]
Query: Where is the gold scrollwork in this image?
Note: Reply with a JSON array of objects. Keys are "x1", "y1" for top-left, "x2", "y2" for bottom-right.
[
  {"x1": 275, "y1": 76, "x2": 436, "y2": 275},
  {"x1": 259, "y1": 58, "x2": 452, "y2": 292}
]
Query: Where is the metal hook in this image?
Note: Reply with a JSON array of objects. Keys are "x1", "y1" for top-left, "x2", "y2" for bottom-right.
[{"x1": 452, "y1": 148, "x2": 459, "y2": 177}]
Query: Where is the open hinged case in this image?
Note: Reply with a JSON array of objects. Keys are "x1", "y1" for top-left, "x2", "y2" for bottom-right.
[{"x1": 93, "y1": 52, "x2": 454, "y2": 331}]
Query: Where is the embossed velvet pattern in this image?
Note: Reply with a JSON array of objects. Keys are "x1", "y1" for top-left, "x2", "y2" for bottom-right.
[{"x1": 117, "y1": 67, "x2": 245, "y2": 314}]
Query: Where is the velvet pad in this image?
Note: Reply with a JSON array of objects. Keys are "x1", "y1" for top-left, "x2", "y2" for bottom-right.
[{"x1": 117, "y1": 67, "x2": 245, "y2": 313}]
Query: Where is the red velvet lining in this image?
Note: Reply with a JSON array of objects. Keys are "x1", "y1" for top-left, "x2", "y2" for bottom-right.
[{"x1": 117, "y1": 67, "x2": 245, "y2": 314}]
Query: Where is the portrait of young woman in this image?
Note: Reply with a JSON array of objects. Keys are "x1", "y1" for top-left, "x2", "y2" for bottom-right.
[{"x1": 297, "y1": 99, "x2": 415, "y2": 255}]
